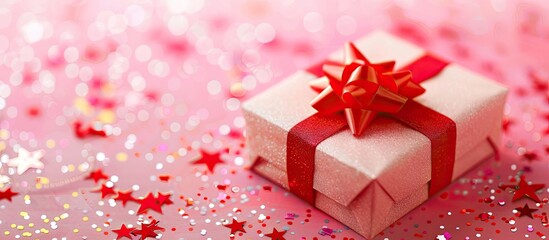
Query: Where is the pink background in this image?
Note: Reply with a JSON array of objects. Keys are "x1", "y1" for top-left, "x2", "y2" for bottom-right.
[{"x1": 0, "y1": 0, "x2": 548, "y2": 239}]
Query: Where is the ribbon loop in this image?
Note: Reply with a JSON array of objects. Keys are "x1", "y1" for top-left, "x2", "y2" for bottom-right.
[{"x1": 310, "y1": 42, "x2": 425, "y2": 136}]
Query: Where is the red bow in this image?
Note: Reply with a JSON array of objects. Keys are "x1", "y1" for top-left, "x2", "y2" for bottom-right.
[{"x1": 309, "y1": 42, "x2": 426, "y2": 136}]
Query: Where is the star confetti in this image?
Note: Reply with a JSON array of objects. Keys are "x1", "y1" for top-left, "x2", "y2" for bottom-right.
[
  {"x1": 157, "y1": 192, "x2": 173, "y2": 205},
  {"x1": 112, "y1": 224, "x2": 135, "y2": 239},
  {"x1": 7, "y1": 147, "x2": 45, "y2": 175},
  {"x1": 132, "y1": 220, "x2": 164, "y2": 239},
  {"x1": 191, "y1": 150, "x2": 225, "y2": 173},
  {"x1": 223, "y1": 218, "x2": 246, "y2": 234},
  {"x1": 137, "y1": 193, "x2": 162, "y2": 214},
  {"x1": 265, "y1": 228, "x2": 287, "y2": 240},
  {"x1": 114, "y1": 190, "x2": 138, "y2": 207},
  {"x1": 86, "y1": 168, "x2": 109, "y2": 183},
  {"x1": 92, "y1": 183, "x2": 116, "y2": 199},
  {"x1": 511, "y1": 177, "x2": 545, "y2": 203},
  {"x1": 515, "y1": 204, "x2": 538, "y2": 218},
  {"x1": 137, "y1": 192, "x2": 172, "y2": 214},
  {"x1": 0, "y1": 187, "x2": 19, "y2": 202}
]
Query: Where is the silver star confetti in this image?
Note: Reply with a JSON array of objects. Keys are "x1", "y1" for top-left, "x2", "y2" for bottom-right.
[{"x1": 7, "y1": 147, "x2": 45, "y2": 175}]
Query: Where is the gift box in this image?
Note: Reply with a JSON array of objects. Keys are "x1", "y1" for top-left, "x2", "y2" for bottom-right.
[{"x1": 242, "y1": 31, "x2": 507, "y2": 238}]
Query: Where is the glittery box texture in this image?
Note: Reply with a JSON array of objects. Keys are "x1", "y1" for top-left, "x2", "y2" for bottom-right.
[{"x1": 242, "y1": 31, "x2": 508, "y2": 238}]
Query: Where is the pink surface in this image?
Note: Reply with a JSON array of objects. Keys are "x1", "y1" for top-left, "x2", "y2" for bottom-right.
[{"x1": 0, "y1": 0, "x2": 548, "y2": 239}]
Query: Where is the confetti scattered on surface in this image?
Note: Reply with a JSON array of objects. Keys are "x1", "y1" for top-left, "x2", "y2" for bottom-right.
[{"x1": 0, "y1": 0, "x2": 548, "y2": 239}]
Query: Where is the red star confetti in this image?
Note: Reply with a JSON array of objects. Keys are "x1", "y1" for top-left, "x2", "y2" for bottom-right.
[
  {"x1": 132, "y1": 220, "x2": 164, "y2": 239},
  {"x1": 157, "y1": 192, "x2": 173, "y2": 205},
  {"x1": 137, "y1": 193, "x2": 164, "y2": 214},
  {"x1": 92, "y1": 183, "x2": 116, "y2": 199},
  {"x1": 265, "y1": 228, "x2": 287, "y2": 240},
  {"x1": 223, "y1": 218, "x2": 246, "y2": 234},
  {"x1": 191, "y1": 150, "x2": 225, "y2": 173},
  {"x1": 112, "y1": 224, "x2": 135, "y2": 239},
  {"x1": 114, "y1": 190, "x2": 137, "y2": 207},
  {"x1": 515, "y1": 204, "x2": 538, "y2": 218},
  {"x1": 0, "y1": 187, "x2": 18, "y2": 202},
  {"x1": 512, "y1": 177, "x2": 545, "y2": 203},
  {"x1": 158, "y1": 174, "x2": 171, "y2": 182},
  {"x1": 86, "y1": 168, "x2": 109, "y2": 183}
]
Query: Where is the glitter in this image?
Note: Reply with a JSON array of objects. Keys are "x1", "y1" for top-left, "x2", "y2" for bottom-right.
[
  {"x1": 107, "y1": 14, "x2": 128, "y2": 34},
  {"x1": 64, "y1": 47, "x2": 79, "y2": 63},
  {"x1": 303, "y1": 12, "x2": 324, "y2": 33},
  {"x1": 134, "y1": 45, "x2": 152, "y2": 62},
  {"x1": 129, "y1": 75, "x2": 146, "y2": 92},
  {"x1": 207, "y1": 80, "x2": 222, "y2": 95},
  {"x1": 255, "y1": 23, "x2": 276, "y2": 43},
  {"x1": 233, "y1": 116, "x2": 245, "y2": 128},
  {"x1": 234, "y1": 157, "x2": 244, "y2": 166},
  {"x1": 167, "y1": 15, "x2": 189, "y2": 36},
  {"x1": 156, "y1": 163, "x2": 163, "y2": 170},
  {"x1": 148, "y1": 60, "x2": 170, "y2": 77},
  {"x1": 237, "y1": 23, "x2": 255, "y2": 43},
  {"x1": 21, "y1": 21, "x2": 45, "y2": 43},
  {"x1": 161, "y1": 93, "x2": 175, "y2": 106},
  {"x1": 319, "y1": 226, "x2": 333, "y2": 236}
]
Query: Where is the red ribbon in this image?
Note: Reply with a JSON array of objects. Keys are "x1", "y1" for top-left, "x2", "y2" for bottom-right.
[{"x1": 288, "y1": 48, "x2": 454, "y2": 205}]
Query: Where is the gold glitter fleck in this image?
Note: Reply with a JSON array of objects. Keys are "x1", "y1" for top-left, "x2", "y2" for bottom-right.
[
  {"x1": 46, "y1": 139, "x2": 56, "y2": 148},
  {"x1": 97, "y1": 110, "x2": 115, "y2": 123},
  {"x1": 74, "y1": 97, "x2": 93, "y2": 116},
  {"x1": 116, "y1": 152, "x2": 128, "y2": 162},
  {"x1": 0, "y1": 129, "x2": 10, "y2": 139}
]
